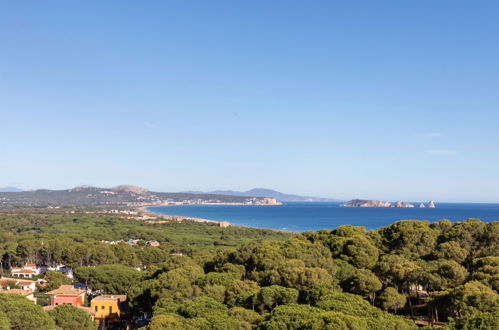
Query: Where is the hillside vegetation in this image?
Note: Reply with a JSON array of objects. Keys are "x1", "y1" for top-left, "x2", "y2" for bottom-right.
[
  {"x1": 0, "y1": 185, "x2": 271, "y2": 207},
  {"x1": 0, "y1": 210, "x2": 497, "y2": 329}
]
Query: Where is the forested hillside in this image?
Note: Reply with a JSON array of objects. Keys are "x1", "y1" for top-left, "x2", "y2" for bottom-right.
[
  {"x1": 0, "y1": 210, "x2": 497, "y2": 329},
  {"x1": 0, "y1": 185, "x2": 272, "y2": 207}
]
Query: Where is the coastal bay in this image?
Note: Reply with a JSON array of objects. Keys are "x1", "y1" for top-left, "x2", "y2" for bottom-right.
[{"x1": 148, "y1": 202, "x2": 499, "y2": 231}]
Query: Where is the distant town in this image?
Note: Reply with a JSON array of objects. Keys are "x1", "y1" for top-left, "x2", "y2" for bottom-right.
[{"x1": 0, "y1": 185, "x2": 281, "y2": 208}]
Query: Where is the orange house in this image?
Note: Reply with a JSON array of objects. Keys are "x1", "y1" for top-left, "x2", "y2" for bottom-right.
[{"x1": 90, "y1": 295, "x2": 127, "y2": 319}]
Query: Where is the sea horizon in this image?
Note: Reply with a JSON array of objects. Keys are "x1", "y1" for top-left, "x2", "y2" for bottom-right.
[{"x1": 148, "y1": 202, "x2": 499, "y2": 232}]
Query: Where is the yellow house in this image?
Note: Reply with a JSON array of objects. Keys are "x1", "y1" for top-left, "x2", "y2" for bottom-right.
[{"x1": 90, "y1": 295, "x2": 126, "y2": 319}]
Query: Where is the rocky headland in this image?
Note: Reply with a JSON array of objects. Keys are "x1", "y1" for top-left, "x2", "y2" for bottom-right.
[{"x1": 341, "y1": 199, "x2": 436, "y2": 208}]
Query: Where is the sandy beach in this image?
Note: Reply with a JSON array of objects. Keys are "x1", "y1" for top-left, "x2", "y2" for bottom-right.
[{"x1": 136, "y1": 205, "x2": 298, "y2": 233}]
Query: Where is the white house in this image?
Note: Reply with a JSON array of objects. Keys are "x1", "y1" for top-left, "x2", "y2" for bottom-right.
[
  {"x1": 0, "y1": 277, "x2": 37, "y2": 291},
  {"x1": 10, "y1": 264, "x2": 41, "y2": 278},
  {"x1": 37, "y1": 264, "x2": 74, "y2": 279}
]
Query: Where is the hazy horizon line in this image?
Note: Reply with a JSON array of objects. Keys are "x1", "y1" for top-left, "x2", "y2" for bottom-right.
[{"x1": 1, "y1": 184, "x2": 497, "y2": 204}]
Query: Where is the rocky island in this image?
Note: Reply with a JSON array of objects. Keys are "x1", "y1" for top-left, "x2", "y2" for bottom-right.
[
  {"x1": 341, "y1": 199, "x2": 414, "y2": 207},
  {"x1": 341, "y1": 199, "x2": 436, "y2": 208}
]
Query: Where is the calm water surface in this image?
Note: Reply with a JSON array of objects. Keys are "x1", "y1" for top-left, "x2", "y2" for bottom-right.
[{"x1": 148, "y1": 202, "x2": 499, "y2": 231}]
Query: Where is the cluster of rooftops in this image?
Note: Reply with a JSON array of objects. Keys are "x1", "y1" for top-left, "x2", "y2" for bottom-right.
[{"x1": 1, "y1": 264, "x2": 128, "y2": 325}]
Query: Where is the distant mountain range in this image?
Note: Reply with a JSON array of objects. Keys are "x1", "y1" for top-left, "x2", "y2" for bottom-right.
[
  {"x1": 0, "y1": 187, "x2": 23, "y2": 192},
  {"x1": 185, "y1": 188, "x2": 340, "y2": 202}
]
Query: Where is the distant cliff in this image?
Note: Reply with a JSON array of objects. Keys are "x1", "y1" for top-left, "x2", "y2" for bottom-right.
[{"x1": 341, "y1": 199, "x2": 415, "y2": 208}]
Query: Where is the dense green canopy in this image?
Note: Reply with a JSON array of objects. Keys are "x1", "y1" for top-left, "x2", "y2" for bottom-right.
[
  {"x1": 0, "y1": 293, "x2": 55, "y2": 330},
  {"x1": 47, "y1": 305, "x2": 96, "y2": 330},
  {"x1": 0, "y1": 210, "x2": 497, "y2": 329}
]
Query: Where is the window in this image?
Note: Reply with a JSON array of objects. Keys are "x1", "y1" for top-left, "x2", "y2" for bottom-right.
[
  {"x1": 101, "y1": 305, "x2": 105, "y2": 310},
  {"x1": 95, "y1": 306, "x2": 98, "y2": 312},
  {"x1": 109, "y1": 306, "x2": 113, "y2": 313}
]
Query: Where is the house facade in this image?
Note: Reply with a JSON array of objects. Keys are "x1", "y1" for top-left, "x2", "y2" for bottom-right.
[
  {"x1": 91, "y1": 295, "x2": 127, "y2": 319},
  {"x1": 38, "y1": 264, "x2": 74, "y2": 279},
  {"x1": 51, "y1": 294, "x2": 84, "y2": 307},
  {"x1": 10, "y1": 264, "x2": 40, "y2": 278},
  {"x1": 0, "y1": 277, "x2": 37, "y2": 302},
  {"x1": 0, "y1": 289, "x2": 36, "y2": 302},
  {"x1": 0, "y1": 277, "x2": 37, "y2": 291},
  {"x1": 46, "y1": 285, "x2": 86, "y2": 307}
]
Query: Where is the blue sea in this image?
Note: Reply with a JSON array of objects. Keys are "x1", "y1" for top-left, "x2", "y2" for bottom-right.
[{"x1": 148, "y1": 202, "x2": 499, "y2": 232}]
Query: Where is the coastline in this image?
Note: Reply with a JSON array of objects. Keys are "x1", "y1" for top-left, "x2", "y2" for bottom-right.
[
  {"x1": 136, "y1": 202, "x2": 499, "y2": 233},
  {"x1": 136, "y1": 205, "x2": 298, "y2": 234}
]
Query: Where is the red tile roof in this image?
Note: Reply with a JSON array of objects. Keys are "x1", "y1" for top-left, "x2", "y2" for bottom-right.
[
  {"x1": 0, "y1": 289, "x2": 33, "y2": 296},
  {"x1": 12, "y1": 269, "x2": 36, "y2": 274},
  {"x1": 53, "y1": 294, "x2": 80, "y2": 298},
  {"x1": 0, "y1": 278, "x2": 36, "y2": 286},
  {"x1": 92, "y1": 294, "x2": 127, "y2": 302},
  {"x1": 46, "y1": 285, "x2": 85, "y2": 295}
]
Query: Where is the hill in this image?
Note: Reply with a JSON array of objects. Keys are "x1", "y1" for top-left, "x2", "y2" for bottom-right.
[
  {"x1": 0, "y1": 185, "x2": 276, "y2": 207},
  {"x1": 0, "y1": 187, "x2": 23, "y2": 192},
  {"x1": 199, "y1": 188, "x2": 340, "y2": 202}
]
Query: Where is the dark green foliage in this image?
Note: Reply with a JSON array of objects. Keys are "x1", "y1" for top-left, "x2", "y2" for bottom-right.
[
  {"x1": 252, "y1": 285, "x2": 299, "y2": 312},
  {"x1": 152, "y1": 297, "x2": 180, "y2": 315},
  {"x1": 47, "y1": 305, "x2": 96, "y2": 330},
  {"x1": 0, "y1": 310, "x2": 10, "y2": 330},
  {"x1": 195, "y1": 271, "x2": 238, "y2": 288},
  {"x1": 280, "y1": 236, "x2": 335, "y2": 272},
  {"x1": 229, "y1": 307, "x2": 262, "y2": 324},
  {"x1": 441, "y1": 219, "x2": 487, "y2": 261},
  {"x1": 145, "y1": 258, "x2": 205, "y2": 303},
  {"x1": 304, "y1": 225, "x2": 380, "y2": 269},
  {"x1": 0, "y1": 210, "x2": 497, "y2": 329},
  {"x1": 426, "y1": 259, "x2": 468, "y2": 290},
  {"x1": 316, "y1": 292, "x2": 415, "y2": 329},
  {"x1": 378, "y1": 220, "x2": 438, "y2": 259},
  {"x1": 258, "y1": 304, "x2": 369, "y2": 330},
  {"x1": 303, "y1": 283, "x2": 339, "y2": 306},
  {"x1": 432, "y1": 241, "x2": 468, "y2": 264},
  {"x1": 347, "y1": 268, "x2": 382, "y2": 304},
  {"x1": 330, "y1": 226, "x2": 380, "y2": 268},
  {"x1": 0, "y1": 212, "x2": 290, "y2": 270},
  {"x1": 430, "y1": 219, "x2": 453, "y2": 233},
  {"x1": 226, "y1": 280, "x2": 261, "y2": 308},
  {"x1": 40, "y1": 270, "x2": 70, "y2": 292},
  {"x1": 472, "y1": 256, "x2": 499, "y2": 291},
  {"x1": 374, "y1": 254, "x2": 420, "y2": 287},
  {"x1": 74, "y1": 264, "x2": 142, "y2": 295},
  {"x1": 0, "y1": 293, "x2": 55, "y2": 330},
  {"x1": 177, "y1": 296, "x2": 231, "y2": 329},
  {"x1": 449, "y1": 281, "x2": 499, "y2": 317},
  {"x1": 379, "y1": 287, "x2": 406, "y2": 312},
  {"x1": 448, "y1": 311, "x2": 499, "y2": 330},
  {"x1": 145, "y1": 313, "x2": 190, "y2": 330}
]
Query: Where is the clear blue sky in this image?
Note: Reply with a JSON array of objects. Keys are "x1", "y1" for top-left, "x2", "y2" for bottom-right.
[{"x1": 1, "y1": 1, "x2": 498, "y2": 202}]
